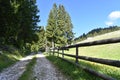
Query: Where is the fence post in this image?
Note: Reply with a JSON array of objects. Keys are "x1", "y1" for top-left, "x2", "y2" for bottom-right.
[
  {"x1": 76, "y1": 47, "x2": 79, "y2": 64},
  {"x1": 62, "y1": 49, "x2": 64, "y2": 58}
]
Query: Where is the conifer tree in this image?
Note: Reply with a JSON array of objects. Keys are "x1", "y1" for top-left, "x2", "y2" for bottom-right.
[
  {"x1": 46, "y1": 3, "x2": 74, "y2": 48},
  {"x1": 46, "y1": 3, "x2": 58, "y2": 48},
  {"x1": 0, "y1": 0, "x2": 40, "y2": 49}
]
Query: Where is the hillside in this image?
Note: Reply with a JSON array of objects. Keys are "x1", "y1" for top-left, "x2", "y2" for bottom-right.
[
  {"x1": 78, "y1": 30, "x2": 120, "y2": 43},
  {"x1": 74, "y1": 26, "x2": 120, "y2": 43}
]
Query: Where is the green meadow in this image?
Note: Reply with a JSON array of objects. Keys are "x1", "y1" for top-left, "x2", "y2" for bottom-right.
[
  {"x1": 48, "y1": 30, "x2": 120, "y2": 80},
  {"x1": 65, "y1": 30, "x2": 120, "y2": 60}
]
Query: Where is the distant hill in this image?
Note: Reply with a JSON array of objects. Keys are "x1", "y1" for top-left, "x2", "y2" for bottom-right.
[
  {"x1": 74, "y1": 26, "x2": 120, "y2": 43},
  {"x1": 77, "y1": 30, "x2": 120, "y2": 44}
]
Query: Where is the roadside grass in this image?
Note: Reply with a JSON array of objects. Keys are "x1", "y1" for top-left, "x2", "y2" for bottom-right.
[
  {"x1": 0, "y1": 50, "x2": 23, "y2": 72},
  {"x1": 65, "y1": 56, "x2": 120, "y2": 80},
  {"x1": 46, "y1": 54, "x2": 103, "y2": 80},
  {"x1": 54, "y1": 43, "x2": 120, "y2": 79},
  {"x1": 18, "y1": 57, "x2": 36, "y2": 80},
  {"x1": 77, "y1": 59, "x2": 120, "y2": 79},
  {"x1": 45, "y1": 30, "x2": 120, "y2": 80},
  {"x1": 46, "y1": 53, "x2": 120, "y2": 80}
]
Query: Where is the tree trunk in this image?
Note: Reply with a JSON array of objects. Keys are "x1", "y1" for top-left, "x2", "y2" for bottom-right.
[
  {"x1": 52, "y1": 39, "x2": 54, "y2": 49},
  {"x1": 45, "y1": 39, "x2": 49, "y2": 52}
]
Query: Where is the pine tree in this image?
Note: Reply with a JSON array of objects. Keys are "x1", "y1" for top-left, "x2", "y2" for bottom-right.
[
  {"x1": 37, "y1": 26, "x2": 45, "y2": 50},
  {"x1": 46, "y1": 3, "x2": 58, "y2": 48},
  {"x1": 55, "y1": 5, "x2": 74, "y2": 46},
  {"x1": 0, "y1": 0, "x2": 40, "y2": 49},
  {"x1": 46, "y1": 3, "x2": 74, "y2": 48},
  {"x1": 15, "y1": 0, "x2": 40, "y2": 48},
  {"x1": 0, "y1": 0, "x2": 14, "y2": 44}
]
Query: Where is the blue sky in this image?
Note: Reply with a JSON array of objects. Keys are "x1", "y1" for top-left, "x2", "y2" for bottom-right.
[{"x1": 36, "y1": 0, "x2": 120, "y2": 37}]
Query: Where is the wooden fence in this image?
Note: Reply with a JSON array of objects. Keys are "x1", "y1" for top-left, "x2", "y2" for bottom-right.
[{"x1": 50, "y1": 37, "x2": 120, "y2": 80}]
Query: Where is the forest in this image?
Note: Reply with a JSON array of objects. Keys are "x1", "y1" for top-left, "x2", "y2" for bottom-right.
[{"x1": 0, "y1": 1, "x2": 74, "y2": 54}]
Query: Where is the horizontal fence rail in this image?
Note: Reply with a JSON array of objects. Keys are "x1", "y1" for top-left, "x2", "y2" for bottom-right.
[
  {"x1": 61, "y1": 37, "x2": 120, "y2": 49},
  {"x1": 77, "y1": 56, "x2": 120, "y2": 67},
  {"x1": 50, "y1": 37, "x2": 120, "y2": 80},
  {"x1": 59, "y1": 57, "x2": 115, "y2": 80},
  {"x1": 54, "y1": 52, "x2": 120, "y2": 67}
]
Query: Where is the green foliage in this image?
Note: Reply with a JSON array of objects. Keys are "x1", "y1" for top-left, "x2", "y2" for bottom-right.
[
  {"x1": 0, "y1": 0, "x2": 14, "y2": 44},
  {"x1": 36, "y1": 26, "x2": 46, "y2": 50},
  {"x1": 46, "y1": 3, "x2": 74, "y2": 48},
  {"x1": 0, "y1": 0, "x2": 40, "y2": 52},
  {"x1": 29, "y1": 26, "x2": 46, "y2": 53},
  {"x1": 18, "y1": 57, "x2": 36, "y2": 80}
]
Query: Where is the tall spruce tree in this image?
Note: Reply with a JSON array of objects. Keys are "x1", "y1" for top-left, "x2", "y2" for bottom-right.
[
  {"x1": 46, "y1": 3, "x2": 58, "y2": 48},
  {"x1": 0, "y1": 0, "x2": 14, "y2": 44},
  {"x1": 57, "y1": 5, "x2": 74, "y2": 46},
  {"x1": 0, "y1": 0, "x2": 40, "y2": 49},
  {"x1": 14, "y1": 0, "x2": 40, "y2": 48},
  {"x1": 64, "y1": 13, "x2": 74, "y2": 45},
  {"x1": 37, "y1": 26, "x2": 45, "y2": 50},
  {"x1": 46, "y1": 3, "x2": 74, "y2": 48}
]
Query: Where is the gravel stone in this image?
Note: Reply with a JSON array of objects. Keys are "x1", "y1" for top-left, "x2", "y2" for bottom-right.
[
  {"x1": 0, "y1": 53, "x2": 69, "y2": 80},
  {"x1": 32, "y1": 53, "x2": 69, "y2": 80},
  {"x1": 0, "y1": 55, "x2": 34, "y2": 80}
]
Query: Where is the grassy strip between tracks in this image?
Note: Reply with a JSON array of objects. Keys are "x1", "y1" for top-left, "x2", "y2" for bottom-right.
[{"x1": 18, "y1": 57, "x2": 37, "y2": 80}]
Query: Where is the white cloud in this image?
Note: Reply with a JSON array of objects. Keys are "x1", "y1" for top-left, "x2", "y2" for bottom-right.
[
  {"x1": 105, "y1": 11, "x2": 120, "y2": 26},
  {"x1": 108, "y1": 11, "x2": 120, "y2": 20},
  {"x1": 105, "y1": 21, "x2": 114, "y2": 26}
]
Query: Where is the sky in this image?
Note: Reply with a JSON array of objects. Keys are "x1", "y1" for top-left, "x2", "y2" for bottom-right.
[{"x1": 36, "y1": 0, "x2": 120, "y2": 38}]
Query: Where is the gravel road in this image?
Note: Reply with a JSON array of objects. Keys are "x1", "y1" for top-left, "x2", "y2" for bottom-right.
[
  {"x1": 32, "y1": 53, "x2": 68, "y2": 80},
  {"x1": 0, "y1": 54, "x2": 34, "y2": 80},
  {"x1": 0, "y1": 53, "x2": 69, "y2": 80}
]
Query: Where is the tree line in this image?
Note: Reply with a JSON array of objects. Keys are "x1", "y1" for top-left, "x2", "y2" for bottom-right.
[
  {"x1": 0, "y1": 1, "x2": 74, "y2": 53},
  {"x1": 74, "y1": 26, "x2": 120, "y2": 43},
  {"x1": 0, "y1": 0, "x2": 43, "y2": 54}
]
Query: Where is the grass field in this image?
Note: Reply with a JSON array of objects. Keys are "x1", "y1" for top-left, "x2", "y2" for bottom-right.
[
  {"x1": 0, "y1": 46, "x2": 23, "y2": 72},
  {"x1": 47, "y1": 30, "x2": 120, "y2": 80},
  {"x1": 65, "y1": 30, "x2": 120, "y2": 60},
  {"x1": 65, "y1": 43, "x2": 120, "y2": 60}
]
